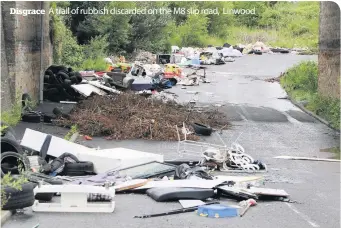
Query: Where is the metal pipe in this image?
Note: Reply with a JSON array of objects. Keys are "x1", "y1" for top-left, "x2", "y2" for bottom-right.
[{"x1": 39, "y1": 1, "x2": 44, "y2": 103}]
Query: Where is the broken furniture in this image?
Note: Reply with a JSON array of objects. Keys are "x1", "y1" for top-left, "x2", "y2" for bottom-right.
[
  {"x1": 146, "y1": 187, "x2": 215, "y2": 202},
  {"x1": 20, "y1": 129, "x2": 164, "y2": 174},
  {"x1": 176, "y1": 125, "x2": 267, "y2": 172},
  {"x1": 32, "y1": 184, "x2": 115, "y2": 213},
  {"x1": 105, "y1": 72, "x2": 135, "y2": 91},
  {"x1": 176, "y1": 124, "x2": 228, "y2": 158},
  {"x1": 106, "y1": 72, "x2": 126, "y2": 85},
  {"x1": 110, "y1": 76, "x2": 135, "y2": 91}
]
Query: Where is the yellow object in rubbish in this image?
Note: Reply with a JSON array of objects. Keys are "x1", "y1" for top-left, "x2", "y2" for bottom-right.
[
  {"x1": 199, "y1": 213, "x2": 208, "y2": 217},
  {"x1": 106, "y1": 65, "x2": 113, "y2": 72},
  {"x1": 200, "y1": 55, "x2": 208, "y2": 60},
  {"x1": 164, "y1": 64, "x2": 182, "y2": 77}
]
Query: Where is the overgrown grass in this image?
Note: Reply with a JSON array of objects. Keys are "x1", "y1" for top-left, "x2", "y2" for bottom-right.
[
  {"x1": 306, "y1": 95, "x2": 340, "y2": 129},
  {"x1": 1, "y1": 172, "x2": 28, "y2": 208},
  {"x1": 64, "y1": 125, "x2": 79, "y2": 141},
  {"x1": 77, "y1": 58, "x2": 108, "y2": 72},
  {"x1": 280, "y1": 61, "x2": 340, "y2": 129},
  {"x1": 170, "y1": 25, "x2": 318, "y2": 50},
  {"x1": 223, "y1": 26, "x2": 317, "y2": 49},
  {"x1": 0, "y1": 94, "x2": 23, "y2": 127}
]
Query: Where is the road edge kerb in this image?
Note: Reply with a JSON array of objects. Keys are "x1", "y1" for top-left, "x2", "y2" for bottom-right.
[
  {"x1": 1, "y1": 210, "x2": 13, "y2": 225},
  {"x1": 287, "y1": 95, "x2": 340, "y2": 133}
]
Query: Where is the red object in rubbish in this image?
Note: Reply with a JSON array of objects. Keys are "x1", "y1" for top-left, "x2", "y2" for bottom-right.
[
  {"x1": 84, "y1": 135, "x2": 93, "y2": 140},
  {"x1": 95, "y1": 72, "x2": 105, "y2": 77},
  {"x1": 239, "y1": 199, "x2": 257, "y2": 217}
]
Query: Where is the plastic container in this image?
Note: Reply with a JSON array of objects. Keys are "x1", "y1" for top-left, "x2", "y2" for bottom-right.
[{"x1": 196, "y1": 204, "x2": 238, "y2": 218}]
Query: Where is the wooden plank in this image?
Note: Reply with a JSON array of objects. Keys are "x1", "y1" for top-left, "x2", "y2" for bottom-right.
[
  {"x1": 274, "y1": 156, "x2": 341, "y2": 162},
  {"x1": 20, "y1": 129, "x2": 164, "y2": 173},
  {"x1": 113, "y1": 179, "x2": 149, "y2": 192}
]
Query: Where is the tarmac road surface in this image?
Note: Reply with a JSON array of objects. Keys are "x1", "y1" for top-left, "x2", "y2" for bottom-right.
[{"x1": 6, "y1": 54, "x2": 340, "y2": 228}]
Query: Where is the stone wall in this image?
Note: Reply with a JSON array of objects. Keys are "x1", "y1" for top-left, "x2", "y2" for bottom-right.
[
  {"x1": 318, "y1": 1, "x2": 340, "y2": 99},
  {"x1": 1, "y1": 1, "x2": 52, "y2": 112}
]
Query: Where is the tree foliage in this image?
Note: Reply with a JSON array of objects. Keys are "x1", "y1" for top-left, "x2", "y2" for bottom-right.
[{"x1": 50, "y1": 1, "x2": 319, "y2": 68}]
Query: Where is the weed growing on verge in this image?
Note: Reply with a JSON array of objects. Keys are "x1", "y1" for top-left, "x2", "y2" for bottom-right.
[
  {"x1": 1, "y1": 173, "x2": 28, "y2": 208},
  {"x1": 280, "y1": 61, "x2": 340, "y2": 129},
  {"x1": 64, "y1": 125, "x2": 79, "y2": 141},
  {"x1": 306, "y1": 95, "x2": 340, "y2": 129},
  {"x1": 1, "y1": 94, "x2": 23, "y2": 127},
  {"x1": 280, "y1": 61, "x2": 318, "y2": 94}
]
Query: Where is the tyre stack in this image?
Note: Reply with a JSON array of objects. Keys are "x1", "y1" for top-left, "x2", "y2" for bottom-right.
[{"x1": 44, "y1": 65, "x2": 83, "y2": 102}]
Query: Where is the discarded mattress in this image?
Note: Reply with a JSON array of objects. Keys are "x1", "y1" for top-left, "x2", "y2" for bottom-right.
[{"x1": 146, "y1": 187, "x2": 214, "y2": 202}]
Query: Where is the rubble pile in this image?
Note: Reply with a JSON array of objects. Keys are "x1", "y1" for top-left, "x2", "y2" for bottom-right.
[
  {"x1": 56, "y1": 93, "x2": 229, "y2": 141},
  {"x1": 135, "y1": 51, "x2": 156, "y2": 64}
]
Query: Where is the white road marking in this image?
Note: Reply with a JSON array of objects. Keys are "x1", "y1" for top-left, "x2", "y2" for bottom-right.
[{"x1": 286, "y1": 203, "x2": 320, "y2": 227}]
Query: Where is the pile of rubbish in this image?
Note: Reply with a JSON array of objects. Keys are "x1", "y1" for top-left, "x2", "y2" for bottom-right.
[
  {"x1": 43, "y1": 65, "x2": 84, "y2": 102},
  {"x1": 55, "y1": 93, "x2": 229, "y2": 141},
  {"x1": 135, "y1": 51, "x2": 157, "y2": 64},
  {"x1": 1, "y1": 128, "x2": 292, "y2": 217}
]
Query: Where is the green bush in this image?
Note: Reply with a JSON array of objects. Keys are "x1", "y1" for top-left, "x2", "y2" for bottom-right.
[
  {"x1": 61, "y1": 30, "x2": 85, "y2": 67},
  {"x1": 306, "y1": 95, "x2": 340, "y2": 129},
  {"x1": 1, "y1": 173, "x2": 28, "y2": 208},
  {"x1": 280, "y1": 61, "x2": 340, "y2": 129},
  {"x1": 79, "y1": 58, "x2": 107, "y2": 71},
  {"x1": 83, "y1": 35, "x2": 109, "y2": 60},
  {"x1": 169, "y1": 14, "x2": 210, "y2": 47},
  {"x1": 1, "y1": 93, "x2": 23, "y2": 127},
  {"x1": 280, "y1": 61, "x2": 318, "y2": 93}
]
